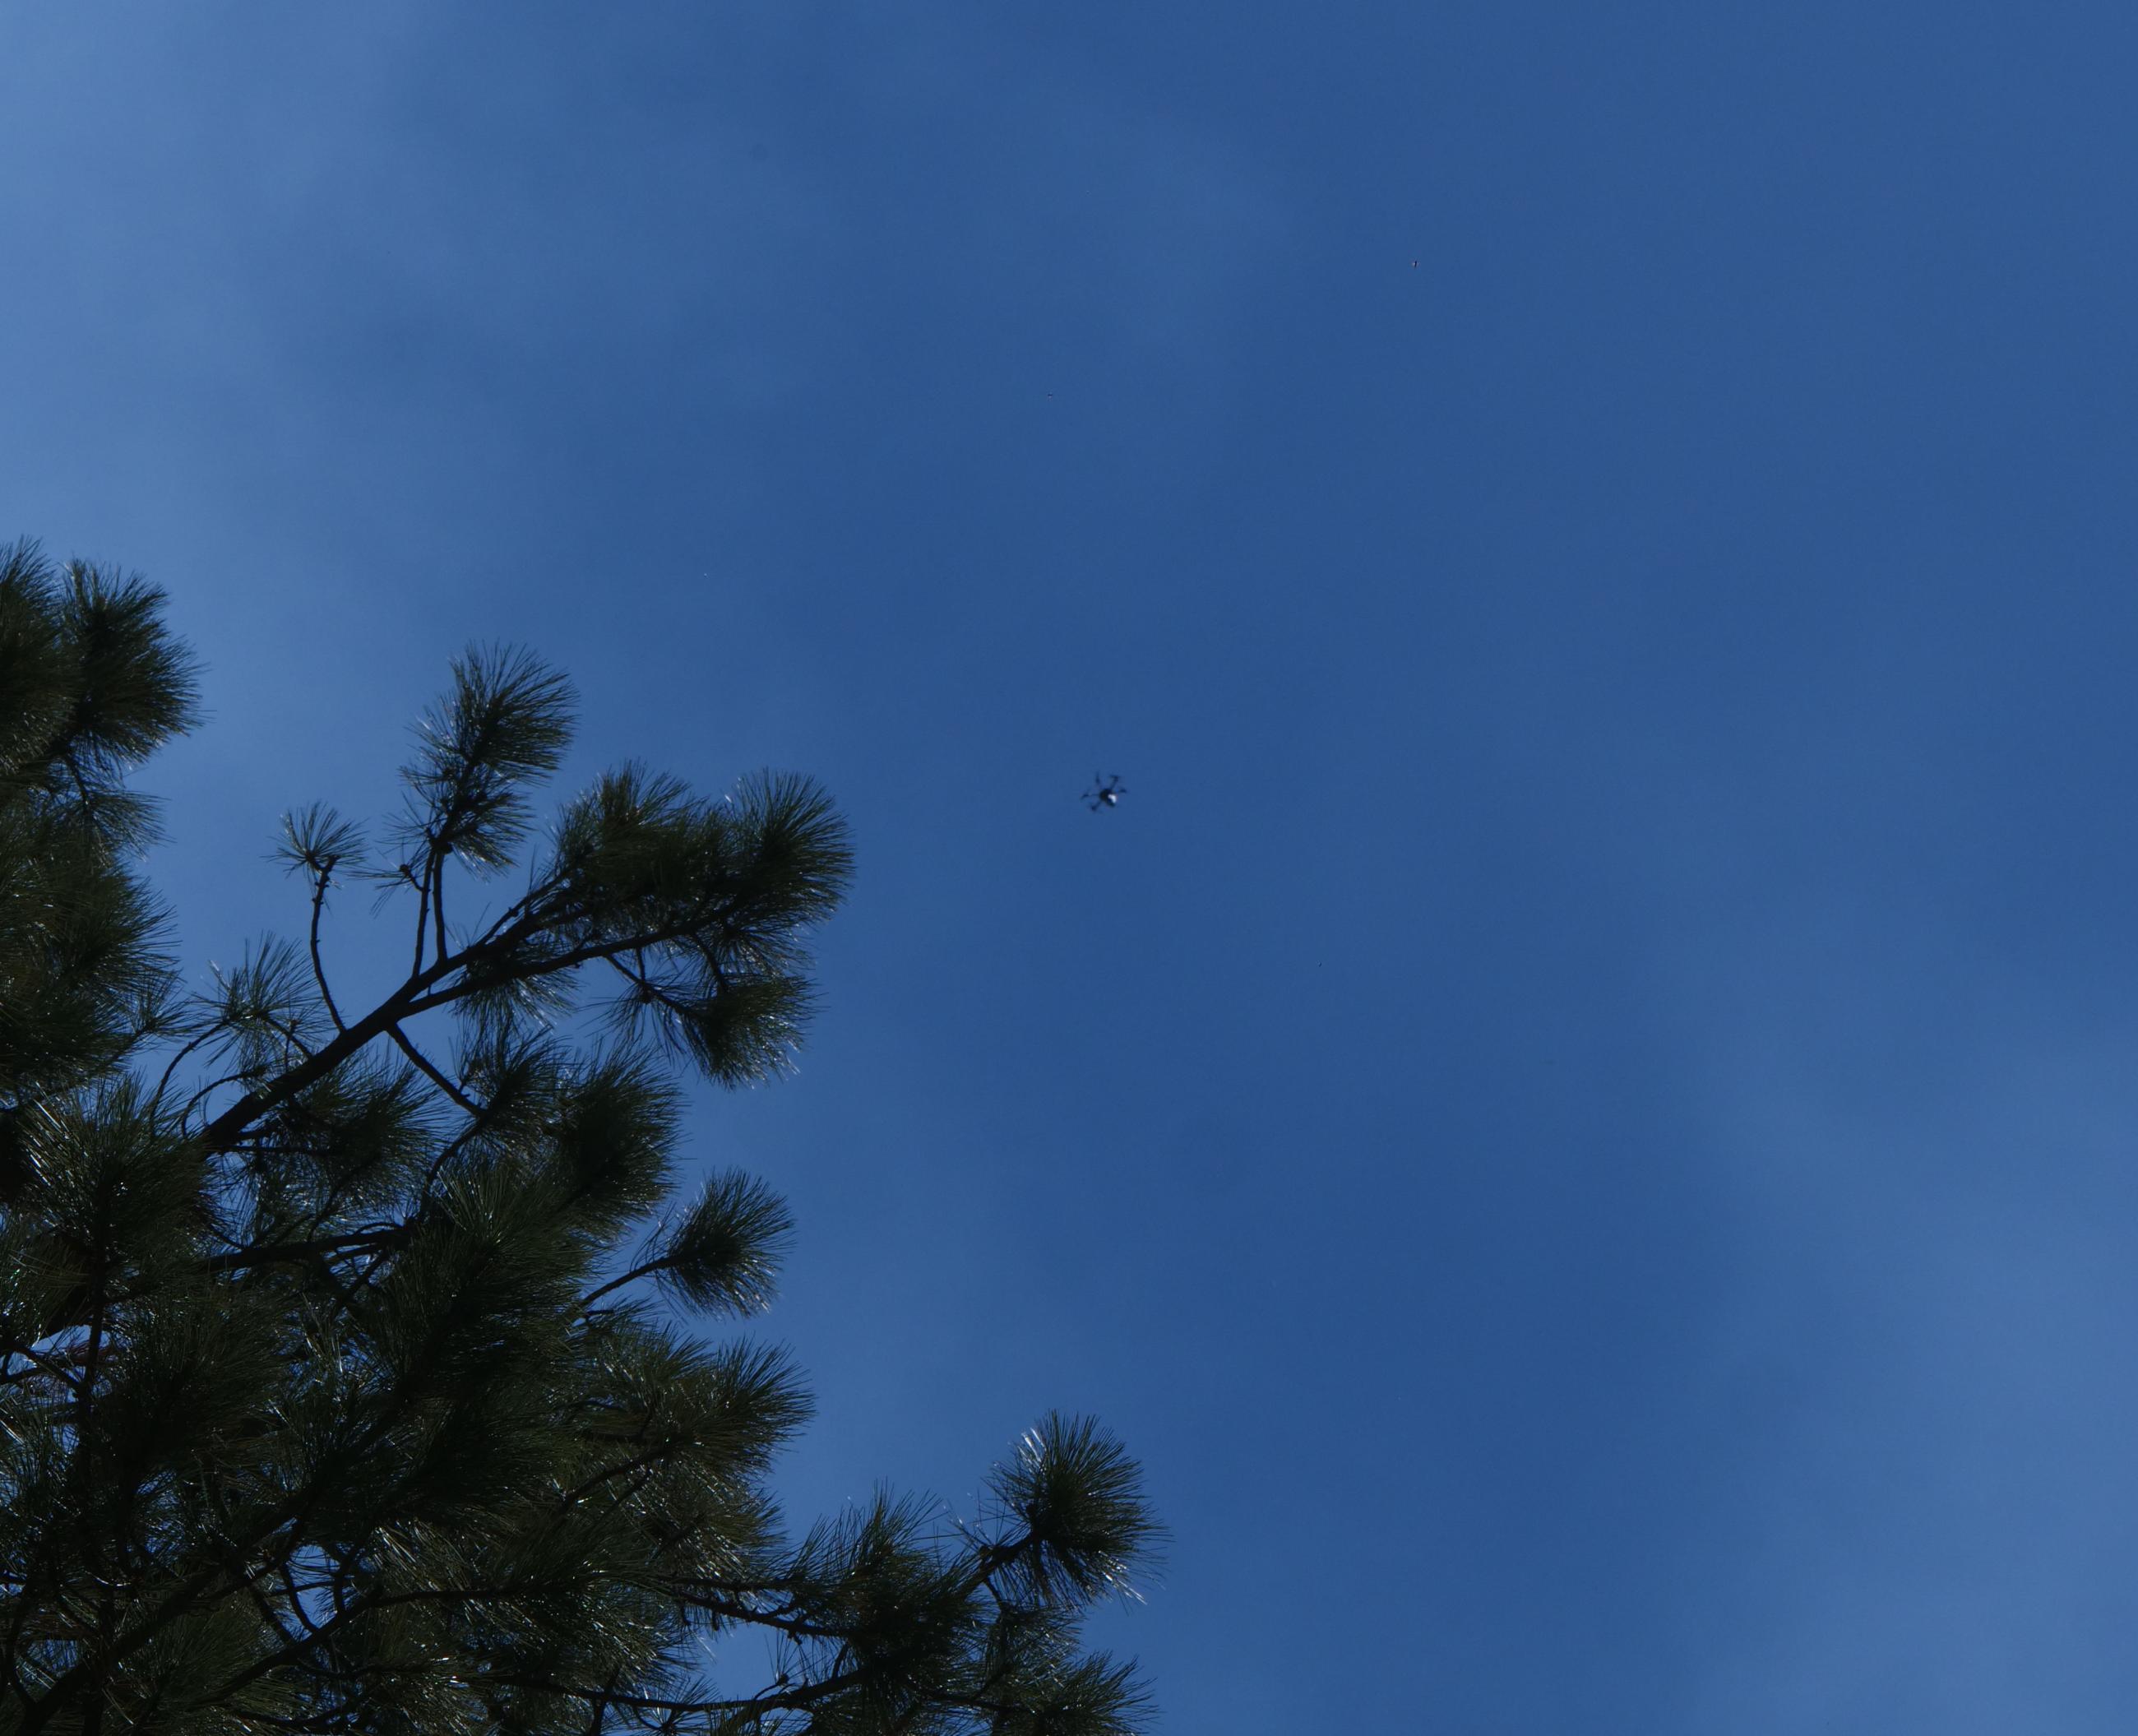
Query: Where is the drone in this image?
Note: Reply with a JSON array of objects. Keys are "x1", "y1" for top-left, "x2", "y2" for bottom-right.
[{"x1": 1083, "y1": 773, "x2": 1126, "y2": 812}]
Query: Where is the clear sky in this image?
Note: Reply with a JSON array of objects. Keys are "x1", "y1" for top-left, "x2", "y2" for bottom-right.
[{"x1": 7, "y1": 4, "x2": 2138, "y2": 1729}]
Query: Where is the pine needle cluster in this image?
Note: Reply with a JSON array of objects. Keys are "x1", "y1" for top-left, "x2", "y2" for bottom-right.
[{"x1": 0, "y1": 544, "x2": 1158, "y2": 1734}]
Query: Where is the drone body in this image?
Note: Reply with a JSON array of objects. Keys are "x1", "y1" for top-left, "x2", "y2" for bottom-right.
[{"x1": 1083, "y1": 773, "x2": 1126, "y2": 812}]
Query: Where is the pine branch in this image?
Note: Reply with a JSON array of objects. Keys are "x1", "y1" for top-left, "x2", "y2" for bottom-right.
[
  {"x1": 201, "y1": 1228, "x2": 408, "y2": 1272},
  {"x1": 306, "y1": 869, "x2": 345, "y2": 1035},
  {"x1": 384, "y1": 1024, "x2": 483, "y2": 1118}
]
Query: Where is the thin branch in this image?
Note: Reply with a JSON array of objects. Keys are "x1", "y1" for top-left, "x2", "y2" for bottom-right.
[
  {"x1": 431, "y1": 853, "x2": 449, "y2": 976},
  {"x1": 150, "y1": 1025, "x2": 224, "y2": 1113},
  {"x1": 386, "y1": 1025, "x2": 484, "y2": 1118},
  {"x1": 576, "y1": 1254, "x2": 674, "y2": 1313},
  {"x1": 274, "y1": 1016, "x2": 317, "y2": 1067},
  {"x1": 277, "y1": 1562, "x2": 325, "y2": 1638},
  {"x1": 408, "y1": 859, "x2": 431, "y2": 975},
  {"x1": 480, "y1": 1665, "x2": 872, "y2": 1721},
  {"x1": 194, "y1": 969, "x2": 444, "y2": 1157},
  {"x1": 201, "y1": 1229, "x2": 406, "y2": 1274},
  {"x1": 472, "y1": 863, "x2": 566, "y2": 952},
  {"x1": 397, "y1": 914, "x2": 711, "y2": 1019},
  {"x1": 179, "y1": 1069, "x2": 267, "y2": 1128},
  {"x1": 307, "y1": 866, "x2": 347, "y2": 1035},
  {"x1": 0, "y1": 1337, "x2": 86, "y2": 1396}
]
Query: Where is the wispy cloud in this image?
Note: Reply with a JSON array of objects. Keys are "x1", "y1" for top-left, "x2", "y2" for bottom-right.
[{"x1": 1666, "y1": 921, "x2": 2138, "y2": 1731}]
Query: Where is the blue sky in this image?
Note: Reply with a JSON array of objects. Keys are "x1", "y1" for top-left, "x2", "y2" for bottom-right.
[{"x1": 7, "y1": 3, "x2": 2138, "y2": 1728}]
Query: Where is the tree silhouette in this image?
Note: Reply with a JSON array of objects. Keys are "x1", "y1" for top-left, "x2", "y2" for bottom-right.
[{"x1": 0, "y1": 543, "x2": 1156, "y2": 1734}]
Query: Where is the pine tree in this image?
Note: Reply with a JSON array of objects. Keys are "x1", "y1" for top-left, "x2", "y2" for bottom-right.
[{"x1": 0, "y1": 543, "x2": 1157, "y2": 1734}]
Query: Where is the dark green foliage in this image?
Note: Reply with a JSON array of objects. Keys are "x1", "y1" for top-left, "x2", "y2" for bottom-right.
[
  {"x1": 0, "y1": 545, "x2": 195, "y2": 1119},
  {"x1": 634, "y1": 1169, "x2": 794, "y2": 1314},
  {"x1": 0, "y1": 551, "x2": 1159, "y2": 1734}
]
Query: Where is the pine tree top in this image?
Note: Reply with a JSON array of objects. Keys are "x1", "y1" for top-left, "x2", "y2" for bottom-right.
[{"x1": 0, "y1": 545, "x2": 1158, "y2": 1735}]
